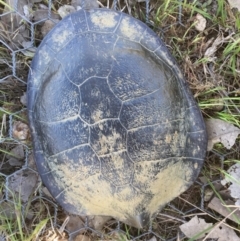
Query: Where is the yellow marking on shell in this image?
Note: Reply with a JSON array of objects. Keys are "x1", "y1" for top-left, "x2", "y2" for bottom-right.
[
  {"x1": 107, "y1": 151, "x2": 127, "y2": 169},
  {"x1": 148, "y1": 160, "x2": 194, "y2": 215},
  {"x1": 90, "y1": 12, "x2": 118, "y2": 29},
  {"x1": 119, "y1": 18, "x2": 143, "y2": 40},
  {"x1": 96, "y1": 128, "x2": 124, "y2": 155},
  {"x1": 38, "y1": 49, "x2": 51, "y2": 67},
  {"x1": 52, "y1": 159, "x2": 144, "y2": 219},
  {"x1": 165, "y1": 134, "x2": 172, "y2": 144},
  {"x1": 192, "y1": 147, "x2": 198, "y2": 156},
  {"x1": 194, "y1": 162, "x2": 198, "y2": 169},
  {"x1": 171, "y1": 131, "x2": 182, "y2": 152},
  {"x1": 92, "y1": 109, "x2": 103, "y2": 123},
  {"x1": 146, "y1": 35, "x2": 159, "y2": 46},
  {"x1": 48, "y1": 142, "x2": 197, "y2": 223},
  {"x1": 52, "y1": 30, "x2": 71, "y2": 45},
  {"x1": 31, "y1": 73, "x2": 39, "y2": 86}
]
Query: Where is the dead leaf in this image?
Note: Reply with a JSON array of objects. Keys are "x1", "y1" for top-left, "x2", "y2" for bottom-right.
[
  {"x1": 9, "y1": 145, "x2": 25, "y2": 158},
  {"x1": 88, "y1": 215, "x2": 112, "y2": 231},
  {"x1": 7, "y1": 145, "x2": 25, "y2": 166},
  {"x1": 58, "y1": 5, "x2": 76, "y2": 18},
  {"x1": 12, "y1": 121, "x2": 30, "y2": 141},
  {"x1": 8, "y1": 169, "x2": 39, "y2": 202},
  {"x1": 71, "y1": 0, "x2": 99, "y2": 9},
  {"x1": 20, "y1": 92, "x2": 27, "y2": 106},
  {"x1": 221, "y1": 163, "x2": 240, "y2": 207},
  {"x1": 39, "y1": 228, "x2": 68, "y2": 241},
  {"x1": 21, "y1": 41, "x2": 36, "y2": 57},
  {"x1": 228, "y1": 0, "x2": 240, "y2": 11},
  {"x1": 28, "y1": 153, "x2": 37, "y2": 170},
  {"x1": 205, "y1": 224, "x2": 240, "y2": 241},
  {"x1": 208, "y1": 197, "x2": 240, "y2": 224},
  {"x1": 32, "y1": 9, "x2": 59, "y2": 22},
  {"x1": 74, "y1": 235, "x2": 91, "y2": 241},
  {"x1": 107, "y1": 231, "x2": 130, "y2": 241},
  {"x1": 0, "y1": 201, "x2": 34, "y2": 220},
  {"x1": 204, "y1": 33, "x2": 234, "y2": 62},
  {"x1": 41, "y1": 20, "x2": 60, "y2": 37},
  {"x1": 0, "y1": 201, "x2": 17, "y2": 220},
  {"x1": 180, "y1": 216, "x2": 240, "y2": 240},
  {"x1": 65, "y1": 215, "x2": 84, "y2": 234},
  {"x1": 204, "y1": 187, "x2": 214, "y2": 202},
  {"x1": 194, "y1": 13, "x2": 207, "y2": 32},
  {"x1": 205, "y1": 119, "x2": 240, "y2": 151},
  {"x1": 180, "y1": 216, "x2": 212, "y2": 239},
  {"x1": 147, "y1": 236, "x2": 157, "y2": 241}
]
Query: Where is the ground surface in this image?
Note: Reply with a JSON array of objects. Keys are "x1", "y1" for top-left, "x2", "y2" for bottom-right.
[{"x1": 0, "y1": 0, "x2": 240, "y2": 240}]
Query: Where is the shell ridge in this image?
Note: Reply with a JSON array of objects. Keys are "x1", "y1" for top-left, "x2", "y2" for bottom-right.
[
  {"x1": 78, "y1": 75, "x2": 107, "y2": 87},
  {"x1": 55, "y1": 58, "x2": 79, "y2": 87},
  {"x1": 49, "y1": 143, "x2": 90, "y2": 158},
  {"x1": 121, "y1": 87, "x2": 161, "y2": 103},
  {"x1": 88, "y1": 117, "x2": 120, "y2": 126}
]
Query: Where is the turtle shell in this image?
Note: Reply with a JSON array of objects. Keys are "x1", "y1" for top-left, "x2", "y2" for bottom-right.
[{"x1": 27, "y1": 8, "x2": 207, "y2": 228}]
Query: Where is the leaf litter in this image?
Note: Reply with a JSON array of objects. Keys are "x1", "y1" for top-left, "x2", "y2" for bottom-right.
[
  {"x1": 227, "y1": 0, "x2": 240, "y2": 11},
  {"x1": 205, "y1": 118, "x2": 240, "y2": 151},
  {"x1": 208, "y1": 197, "x2": 240, "y2": 224},
  {"x1": 8, "y1": 168, "x2": 39, "y2": 202},
  {"x1": 221, "y1": 163, "x2": 240, "y2": 207},
  {"x1": 194, "y1": 13, "x2": 207, "y2": 32},
  {"x1": 180, "y1": 215, "x2": 240, "y2": 241}
]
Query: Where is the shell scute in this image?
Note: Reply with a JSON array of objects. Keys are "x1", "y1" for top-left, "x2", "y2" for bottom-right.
[
  {"x1": 116, "y1": 14, "x2": 147, "y2": 42},
  {"x1": 86, "y1": 9, "x2": 121, "y2": 32},
  {"x1": 35, "y1": 117, "x2": 89, "y2": 156},
  {"x1": 90, "y1": 119, "x2": 127, "y2": 156},
  {"x1": 44, "y1": 17, "x2": 75, "y2": 53},
  {"x1": 80, "y1": 77, "x2": 122, "y2": 124},
  {"x1": 31, "y1": 44, "x2": 55, "y2": 74},
  {"x1": 34, "y1": 62, "x2": 80, "y2": 122},
  {"x1": 70, "y1": 9, "x2": 88, "y2": 34},
  {"x1": 109, "y1": 39, "x2": 163, "y2": 101},
  {"x1": 127, "y1": 122, "x2": 186, "y2": 162},
  {"x1": 100, "y1": 151, "x2": 134, "y2": 186}
]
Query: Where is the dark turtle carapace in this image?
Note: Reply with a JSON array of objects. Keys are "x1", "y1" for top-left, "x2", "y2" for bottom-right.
[{"x1": 27, "y1": 8, "x2": 207, "y2": 228}]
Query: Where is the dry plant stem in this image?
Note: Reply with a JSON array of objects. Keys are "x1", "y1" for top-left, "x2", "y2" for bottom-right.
[
  {"x1": 203, "y1": 30, "x2": 240, "y2": 113},
  {"x1": 0, "y1": 114, "x2": 7, "y2": 137},
  {"x1": 208, "y1": 66, "x2": 240, "y2": 114},
  {"x1": 124, "y1": 0, "x2": 132, "y2": 14},
  {"x1": 59, "y1": 216, "x2": 70, "y2": 233},
  {"x1": 158, "y1": 213, "x2": 186, "y2": 223},
  {"x1": 97, "y1": 1, "x2": 105, "y2": 7},
  {"x1": 202, "y1": 208, "x2": 240, "y2": 241},
  {"x1": 179, "y1": 196, "x2": 219, "y2": 220},
  {"x1": 183, "y1": 212, "x2": 214, "y2": 217},
  {"x1": 176, "y1": 232, "x2": 181, "y2": 241}
]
